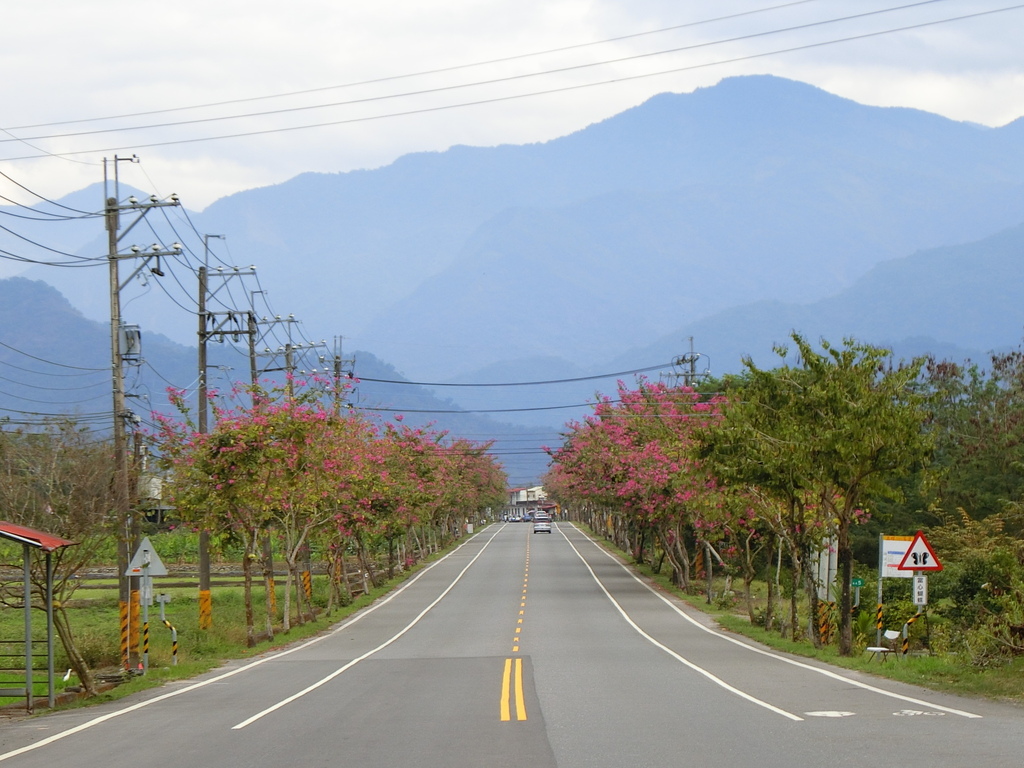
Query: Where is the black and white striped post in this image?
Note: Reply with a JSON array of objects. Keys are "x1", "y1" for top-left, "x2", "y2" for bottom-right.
[{"x1": 156, "y1": 594, "x2": 177, "y2": 666}]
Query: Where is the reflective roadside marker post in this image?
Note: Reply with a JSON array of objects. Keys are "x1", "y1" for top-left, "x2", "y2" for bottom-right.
[
  {"x1": 141, "y1": 549, "x2": 150, "y2": 674},
  {"x1": 851, "y1": 577, "x2": 864, "y2": 609},
  {"x1": 157, "y1": 594, "x2": 177, "y2": 665}
]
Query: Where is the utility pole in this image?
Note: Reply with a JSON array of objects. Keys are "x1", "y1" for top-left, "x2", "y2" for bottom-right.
[
  {"x1": 254, "y1": 315, "x2": 326, "y2": 401},
  {"x1": 197, "y1": 241, "x2": 256, "y2": 629},
  {"x1": 104, "y1": 156, "x2": 181, "y2": 670},
  {"x1": 197, "y1": 234, "x2": 221, "y2": 631},
  {"x1": 330, "y1": 336, "x2": 355, "y2": 417},
  {"x1": 673, "y1": 336, "x2": 710, "y2": 388}
]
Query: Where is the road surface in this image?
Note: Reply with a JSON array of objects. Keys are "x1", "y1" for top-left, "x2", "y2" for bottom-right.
[{"x1": 1, "y1": 522, "x2": 1021, "y2": 767}]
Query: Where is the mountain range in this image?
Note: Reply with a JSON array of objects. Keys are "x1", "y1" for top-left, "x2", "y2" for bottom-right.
[{"x1": 4, "y1": 73, "x2": 1024, "y2": 484}]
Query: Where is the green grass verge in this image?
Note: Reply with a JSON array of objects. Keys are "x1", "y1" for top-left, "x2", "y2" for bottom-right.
[
  {"x1": 580, "y1": 526, "x2": 1024, "y2": 706},
  {"x1": 0, "y1": 534, "x2": 466, "y2": 714}
]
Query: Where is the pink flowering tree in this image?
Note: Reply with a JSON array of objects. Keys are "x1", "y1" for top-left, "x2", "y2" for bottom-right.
[
  {"x1": 546, "y1": 379, "x2": 727, "y2": 590},
  {"x1": 157, "y1": 385, "x2": 284, "y2": 646}
]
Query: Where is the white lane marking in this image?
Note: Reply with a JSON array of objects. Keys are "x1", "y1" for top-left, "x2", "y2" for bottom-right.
[
  {"x1": 568, "y1": 524, "x2": 983, "y2": 720},
  {"x1": 894, "y1": 710, "x2": 946, "y2": 716},
  {"x1": 232, "y1": 524, "x2": 504, "y2": 729},
  {"x1": 558, "y1": 530, "x2": 803, "y2": 722},
  {"x1": 0, "y1": 527, "x2": 502, "y2": 762},
  {"x1": 806, "y1": 711, "x2": 856, "y2": 717}
]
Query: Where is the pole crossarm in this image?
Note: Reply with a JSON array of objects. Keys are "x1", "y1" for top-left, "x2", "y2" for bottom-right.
[
  {"x1": 118, "y1": 245, "x2": 183, "y2": 292},
  {"x1": 201, "y1": 310, "x2": 258, "y2": 342},
  {"x1": 114, "y1": 197, "x2": 180, "y2": 244}
]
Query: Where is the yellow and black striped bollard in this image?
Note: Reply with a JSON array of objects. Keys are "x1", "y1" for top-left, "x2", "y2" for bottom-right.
[
  {"x1": 163, "y1": 619, "x2": 178, "y2": 665},
  {"x1": 902, "y1": 613, "x2": 920, "y2": 656},
  {"x1": 119, "y1": 601, "x2": 131, "y2": 671}
]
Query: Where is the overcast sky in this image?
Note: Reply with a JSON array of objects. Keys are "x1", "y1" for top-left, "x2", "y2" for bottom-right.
[{"x1": 3, "y1": 0, "x2": 1023, "y2": 210}]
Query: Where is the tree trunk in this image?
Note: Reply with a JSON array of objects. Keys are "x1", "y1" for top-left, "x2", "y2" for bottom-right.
[
  {"x1": 262, "y1": 536, "x2": 275, "y2": 641},
  {"x1": 837, "y1": 506, "x2": 855, "y2": 655},
  {"x1": 804, "y1": 551, "x2": 822, "y2": 649},
  {"x1": 411, "y1": 526, "x2": 425, "y2": 561},
  {"x1": 243, "y1": 543, "x2": 255, "y2": 647},
  {"x1": 656, "y1": 525, "x2": 687, "y2": 589},
  {"x1": 293, "y1": 559, "x2": 306, "y2": 626},
  {"x1": 742, "y1": 532, "x2": 757, "y2": 623},
  {"x1": 53, "y1": 607, "x2": 98, "y2": 696},
  {"x1": 281, "y1": 556, "x2": 293, "y2": 633},
  {"x1": 763, "y1": 538, "x2": 777, "y2": 631},
  {"x1": 789, "y1": 544, "x2": 801, "y2": 642}
]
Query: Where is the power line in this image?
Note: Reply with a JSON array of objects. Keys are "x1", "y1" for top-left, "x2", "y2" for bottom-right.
[
  {"x1": 0, "y1": 373, "x2": 107, "y2": 392},
  {"x1": 6, "y1": 3, "x2": 1020, "y2": 160},
  {"x1": 0, "y1": 220, "x2": 103, "y2": 262},
  {"x1": 362, "y1": 401, "x2": 606, "y2": 414},
  {"x1": 0, "y1": 1, "x2": 966, "y2": 145},
  {"x1": 357, "y1": 362, "x2": 672, "y2": 388},
  {"x1": 0, "y1": 339, "x2": 107, "y2": 372},
  {"x1": 3, "y1": 1, "x2": 827, "y2": 131},
  {"x1": 0, "y1": 169, "x2": 97, "y2": 215}
]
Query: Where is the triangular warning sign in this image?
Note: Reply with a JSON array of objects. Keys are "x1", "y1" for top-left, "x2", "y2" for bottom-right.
[
  {"x1": 125, "y1": 536, "x2": 168, "y2": 577},
  {"x1": 896, "y1": 531, "x2": 943, "y2": 572}
]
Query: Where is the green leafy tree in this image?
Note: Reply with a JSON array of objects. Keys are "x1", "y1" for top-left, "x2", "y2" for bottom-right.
[{"x1": 702, "y1": 335, "x2": 930, "y2": 653}]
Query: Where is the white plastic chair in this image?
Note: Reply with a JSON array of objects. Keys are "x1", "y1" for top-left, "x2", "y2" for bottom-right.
[{"x1": 866, "y1": 630, "x2": 901, "y2": 662}]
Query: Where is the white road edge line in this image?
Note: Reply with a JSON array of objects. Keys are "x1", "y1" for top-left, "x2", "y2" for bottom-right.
[
  {"x1": 558, "y1": 527, "x2": 804, "y2": 722},
  {"x1": 0, "y1": 526, "x2": 504, "y2": 762},
  {"x1": 571, "y1": 524, "x2": 982, "y2": 720},
  {"x1": 231, "y1": 523, "x2": 504, "y2": 729}
]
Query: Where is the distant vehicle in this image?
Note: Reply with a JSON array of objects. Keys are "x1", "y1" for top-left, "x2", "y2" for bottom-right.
[
  {"x1": 533, "y1": 514, "x2": 552, "y2": 534},
  {"x1": 522, "y1": 511, "x2": 533, "y2": 522}
]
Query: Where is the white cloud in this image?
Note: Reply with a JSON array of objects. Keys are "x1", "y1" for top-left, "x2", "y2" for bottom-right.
[{"x1": 2, "y1": 0, "x2": 1023, "y2": 208}]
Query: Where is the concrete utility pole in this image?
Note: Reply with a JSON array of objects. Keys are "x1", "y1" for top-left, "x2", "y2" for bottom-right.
[
  {"x1": 254, "y1": 315, "x2": 326, "y2": 400},
  {"x1": 196, "y1": 241, "x2": 256, "y2": 629},
  {"x1": 330, "y1": 336, "x2": 355, "y2": 416},
  {"x1": 673, "y1": 336, "x2": 710, "y2": 388},
  {"x1": 104, "y1": 156, "x2": 181, "y2": 669}
]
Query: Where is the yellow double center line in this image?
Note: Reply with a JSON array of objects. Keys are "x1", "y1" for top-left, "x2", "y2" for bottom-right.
[
  {"x1": 500, "y1": 657, "x2": 527, "y2": 721},
  {"x1": 500, "y1": 530, "x2": 530, "y2": 722}
]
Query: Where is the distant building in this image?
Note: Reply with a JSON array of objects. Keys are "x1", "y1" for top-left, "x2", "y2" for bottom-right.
[{"x1": 504, "y1": 486, "x2": 558, "y2": 519}]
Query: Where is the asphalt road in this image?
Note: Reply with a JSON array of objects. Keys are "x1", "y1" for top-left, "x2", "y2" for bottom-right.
[{"x1": 1, "y1": 522, "x2": 1022, "y2": 767}]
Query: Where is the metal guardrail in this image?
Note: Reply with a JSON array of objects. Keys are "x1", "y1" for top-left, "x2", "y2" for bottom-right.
[{"x1": 0, "y1": 640, "x2": 48, "y2": 701}]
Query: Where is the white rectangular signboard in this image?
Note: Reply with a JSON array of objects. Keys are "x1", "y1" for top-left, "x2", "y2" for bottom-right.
[
  {"x1": 913, "y1": 575, "x2": 928, "y2": 606},
  {"x1": 881, "y1": 535, "x2": 914, "y2": 579}
]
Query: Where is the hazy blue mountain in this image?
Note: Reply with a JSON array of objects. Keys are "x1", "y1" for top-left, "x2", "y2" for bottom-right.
[
  {"x1": 0, "y1": 278, "x2": 552, "y2": 485},
  {"x1": 7, "y1": 74, "x2": 1024, "y2": 473},
  {"x1": 607, "y1": 220, "x2": 1024, "y2": 377},
  {"x1": 19, "y1": 75, "x2": 1024, "y2": 383},
  {"x1": 0, "y1": 183, "x2": 118, "y2": 279},
  {"x1": 359, "y1": 76, "x2": 1024, "y2": 377}
]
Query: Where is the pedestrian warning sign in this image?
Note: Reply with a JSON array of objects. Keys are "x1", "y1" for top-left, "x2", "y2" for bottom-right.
[{"x1": 897, "y1": 531, "x2": 943, "y2": 572}]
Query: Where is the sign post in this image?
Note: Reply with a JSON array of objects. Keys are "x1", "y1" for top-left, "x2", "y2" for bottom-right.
[
  {"x1": 851, "y1": 577, "x2": 864, "y2": 608},
  {"x1": 125, "y1": 537, "x2": 168, "y2": 674},
  {"x1": 877, "y1": 535, "x2": 914, "y2": 645},
  {"x1": 895, "y1": 531, "x2": 942, "y2": 653}
]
